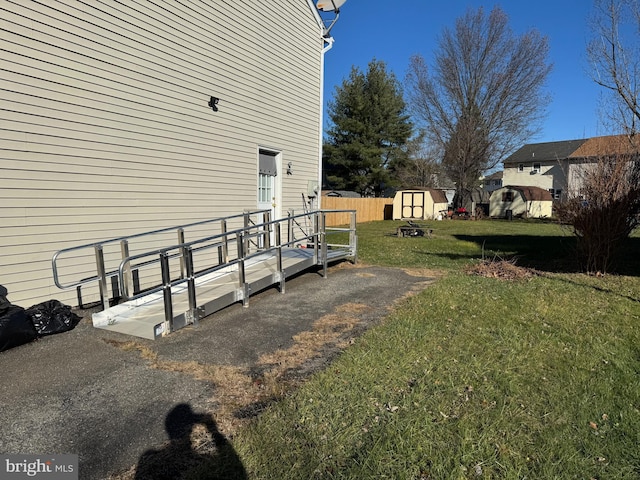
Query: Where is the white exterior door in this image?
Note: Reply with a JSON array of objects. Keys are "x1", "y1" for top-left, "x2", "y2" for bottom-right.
[
  {"x1": 258, "y1": 150, "x2": 279, "y2": 245},
  {"x1": 258, "y1": 172, "x2": 276, "y2": 214}
]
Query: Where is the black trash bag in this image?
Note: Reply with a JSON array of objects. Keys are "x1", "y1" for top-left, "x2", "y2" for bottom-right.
[
  {"x1": 0, "y1": 285, "x2": 9, "y2": 307},
  {"x1": 0, "y1": 302, "x2": 38, "y2": 352},
  {"x1": 26, "y1": 300, "x2": 81, "y2": 337}
]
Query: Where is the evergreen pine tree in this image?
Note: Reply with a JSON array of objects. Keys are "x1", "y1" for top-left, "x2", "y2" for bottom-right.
[{"x1": 323, "y1": 60, "x2": 413, "y2": 197}]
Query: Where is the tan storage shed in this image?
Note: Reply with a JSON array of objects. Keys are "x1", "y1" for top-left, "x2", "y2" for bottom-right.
[
  {"x1": 489, "y1": 186, "x2": 553, "y2": 219},
  {"x1": 392, "y1": 189, "x2": 449, "y2": 220}
]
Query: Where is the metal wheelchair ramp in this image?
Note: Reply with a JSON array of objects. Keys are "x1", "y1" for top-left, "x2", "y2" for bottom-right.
[{"x1": 53, "y1": 210, "x2": 357, "y2": 339}]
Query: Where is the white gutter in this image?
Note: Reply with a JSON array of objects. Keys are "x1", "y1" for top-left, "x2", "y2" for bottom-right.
[
  {"x1": 317, "y1": 37, "x2": 334, "y2": 209},
  {"x1": 306, "y1": 0, "x2": 335, "y2": 210}
]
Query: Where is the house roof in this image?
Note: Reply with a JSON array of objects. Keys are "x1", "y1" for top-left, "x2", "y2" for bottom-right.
[
  {"x1": 503, "y1": 185, "x2": 553, "y2": 201},
  {"x1": 570, "y1": 134, "x2": 640, "y2": 157},
  {"x1": 503, "y1": 134, "x2": 640, "y2": 166},
  {"x1": 483, "y1": 171, "x2": 503, "y2": 180},
  {"x1": 503, "y1": 138, "x2": 588, "y2": 165}
]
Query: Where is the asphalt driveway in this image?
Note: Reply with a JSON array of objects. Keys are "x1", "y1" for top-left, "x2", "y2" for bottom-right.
[{"x1": 0, "y1": 264, "x2": 434, "y2": 479}]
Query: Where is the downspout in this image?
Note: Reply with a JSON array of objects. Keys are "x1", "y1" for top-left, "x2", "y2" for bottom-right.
[{"x1": 317, "y1": 37, "x2": 334, "y2": 210}]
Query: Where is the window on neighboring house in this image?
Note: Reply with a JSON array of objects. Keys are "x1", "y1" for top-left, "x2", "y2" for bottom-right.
[
  {"x1": 532, "y1": 162, "x2": 541, "y2": 173},
  {"x1": 518, "y1": 163, "x2": 524, "y2": 172},
  {"x1": 549, "y1": 188, "x2": 563, "y2": 200},
  {"x1": 502, "y1": 191, "x2": 514, "y2": 202}
]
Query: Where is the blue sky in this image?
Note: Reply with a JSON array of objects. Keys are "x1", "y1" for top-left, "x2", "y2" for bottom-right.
[{"x1": 320, "y1": 1, "x2": 607, "y2": 144}]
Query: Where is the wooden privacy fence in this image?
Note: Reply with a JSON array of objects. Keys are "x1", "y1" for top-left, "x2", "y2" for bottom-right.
[{"x1": 321, "y1": 197, "x2": 392, "y2": 226}]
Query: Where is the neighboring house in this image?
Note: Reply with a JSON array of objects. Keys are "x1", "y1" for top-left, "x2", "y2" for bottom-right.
[
  {"x1": 1, "y1": 1, "x2": 332, "y2": 307},
  {"x1": 502, "y1": 135, "x2": 639, "y2": 201},
  {"x1": 489, "y1": 186, "x2": 553, "y2": 219},
  {"x1": 563, "y1": 134, "x2": 640, "y2": 197},
  {"x1": 481, "y1": 171, "x2": 503, "y2": 192},
  {"x1": 392, "y1": 189, "x2": 449, "y2": 220},
  {"x1": 502, "y1": 138, "x2": 587, "y2": 201}
]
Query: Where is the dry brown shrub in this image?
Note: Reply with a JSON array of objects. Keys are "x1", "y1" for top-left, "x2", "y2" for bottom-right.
[
  {"x1": 466, "y1": 258, "x2": 537, "y2": 280},
  {"x1": 555, "y1": 151, "x2": 640, "y2": 274}
]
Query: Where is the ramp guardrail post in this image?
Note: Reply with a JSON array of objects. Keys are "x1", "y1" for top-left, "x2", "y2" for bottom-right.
[
  {"x1": 262, "y1": 210, "x2": 271, "y2": 249},
  {"x1": 184, "y1": 246, "x2": 198, "y2": 327},
  {"x1": 95, "y1": 245, "x2": 110, "y2": 311},
  {"x1": 275, "y1": 223, "x2": 285, "y2": 294},
  {"x1": 287, "y1": 210, "x2": 294, "y2": 245},
  {"x1": 120, "y1": 239, "x2": 133, "y2": 300},
  {"x1": 350, "y1": 211, "x2": 358, "y2": 263},
  {"x1": 312, "y1": 212, "x2": 320, "y2": 267},
  {"x1": 177, "y1": 228, "x2": 186, "y2": 279},
  {"x1": 320, "y1": 212, "x2": 328, "y2": 278},
  {"x1": 160, "y1": 251, "x2": 174, "y2": 335},
  {"x1": 220, "y1": 219, "x2": 228, "y2": 264},
  {"x1": 237, "y1": 232, "x2": 248, "y2": 307}
]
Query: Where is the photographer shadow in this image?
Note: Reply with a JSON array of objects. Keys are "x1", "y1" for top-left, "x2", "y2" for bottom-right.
[{"x1": 134, "y1": 403, "x2": 246, "y2": 480}]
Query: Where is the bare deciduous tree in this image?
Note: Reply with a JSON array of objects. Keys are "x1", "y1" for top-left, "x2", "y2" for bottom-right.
[
  {"x1": 554, "y1": 0, "x2": 640, "y2": 274},
  {"x1": 405, "y1": 6, "x2": 552, "y2": 207},
  {"x1": 395, "y1": 132, "x2": 446, "y2": 189},
  {"x1": 588, "y1": 0, "x2": 640, "y2": 133},
  {"x1": 556, "y1": 149, "x2": 640, "y2": 273}
]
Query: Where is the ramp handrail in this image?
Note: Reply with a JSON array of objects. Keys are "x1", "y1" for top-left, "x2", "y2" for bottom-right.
[
  {"x1": 116, "y1": 211, "x2": 325, "y2": 298},
  {"x1": 52, "y1": 209, "x2": 356, "y2": 312},
  {"x1": 51, "y1": 210, "x2": 271, "y2": 306},
  {"x1": 52, "y1": 209, "x2": 270, "y2": 289}
]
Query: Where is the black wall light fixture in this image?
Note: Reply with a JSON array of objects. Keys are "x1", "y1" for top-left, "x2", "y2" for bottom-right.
[{"x1": 208, "y1": 96, "x2": 219, "y2": 112}]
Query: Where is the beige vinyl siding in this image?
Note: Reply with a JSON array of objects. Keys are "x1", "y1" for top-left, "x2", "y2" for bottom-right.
[
  {"x1": 1, "y1": 0, "x2": 324, "y2": 306},
  {"x1": 489, "y1": 188, "x2": 553, "y2": 218},
  {"x1": 503, "y1": 163, "x2": 552, "y2": 190},
  {"x1": 489, "y1": 188, "x2": 526, "y2": 218},
  {"x1": 526, "y1": 200, "x2": 553, "y2": 218}
]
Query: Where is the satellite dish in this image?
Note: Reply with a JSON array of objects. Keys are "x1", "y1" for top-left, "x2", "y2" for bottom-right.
[
  {"x1": 316, "y1": 0, "x2": 346, "y2": 37},
  {"x1": 317, "y1": 0, "x2": 346, "y2": 12}
]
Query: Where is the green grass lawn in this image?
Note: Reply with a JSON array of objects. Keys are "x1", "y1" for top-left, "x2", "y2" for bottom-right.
[{"x1": 202, "y1": 219, "x2": 640, "y2": 479}]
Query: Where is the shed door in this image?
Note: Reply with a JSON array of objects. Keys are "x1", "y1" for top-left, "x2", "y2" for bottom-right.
[{"x1": 402, "y1": 192, "x2": 424, "y2": 219}]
